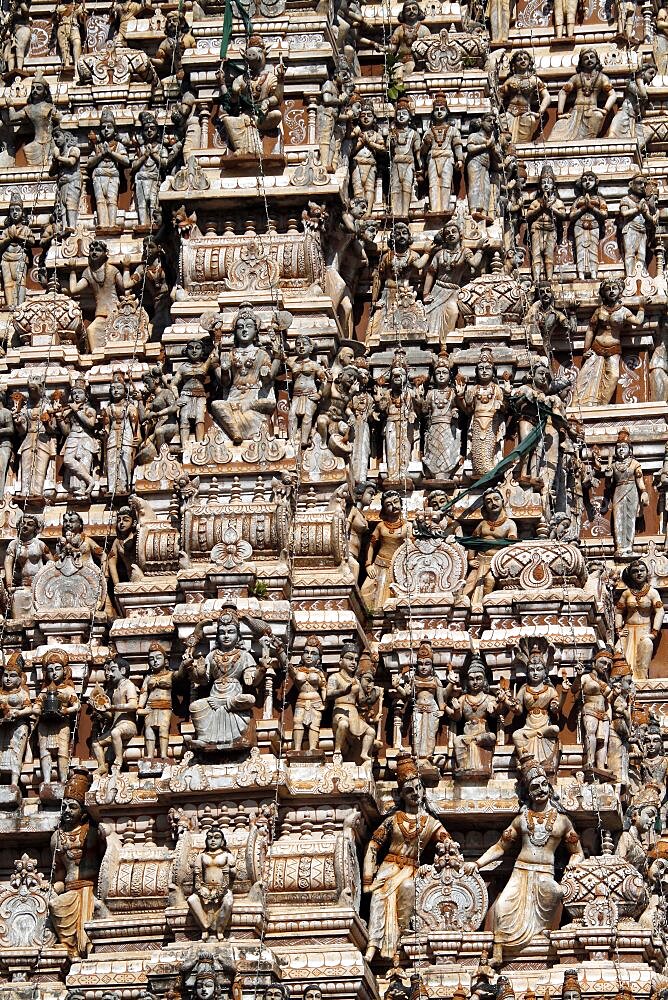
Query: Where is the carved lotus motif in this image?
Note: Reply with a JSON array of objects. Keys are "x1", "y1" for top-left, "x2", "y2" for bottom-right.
[
  {"x1": 490, "y1": 539, "x2": 587, "y2": 590},
  {"x1": 561, "y1": 854, "x2": 647, "y2": 923}
]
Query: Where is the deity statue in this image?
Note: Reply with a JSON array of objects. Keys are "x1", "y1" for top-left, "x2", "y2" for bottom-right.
[
  {"x1": 375, "y1": 349, "x2": 418, "y2": 482},
  {"x1": 465, "y1": 113, "x2": 503, "y2": 221},
  {"x1": 218, "y1": 35, "x2": 284, "y2": 155},
  {"x1": 617, "y1": 173, "x2": 659, "y2": 278},
  {"x1": 55, "y1": 379, "x2": 99, "y2": 499},
  {"x1": 0, "y1": 652, "x2": 32, "y2": 786},
  {"x1": 386, "y1": 0, "x2": 432, "y2": 77},
  {"x1": 286, "y1": 335, "x2": 330, "y2": 449},
  {"x1": 137, "y1": 643, "x2": 174, "y2": 759},
  {"x1": 34, "y1": 649, "x2": 80, "y2": 785},
  {"x1": 102, "y1": 372, "x2": 141, "y2": 494},
  {"x1": 363, "y1": 754, "x2": 452, "y2": 960},
  {"x1": 0, "y1": 192, "x2": 35, "y2": 308},
  {"x1": 318, "y1": 59, "x2": 355, "y2": 173},
  {"x1": 368, "y1": 222, "x2": 428, "y2": 340},
  {"x1": 13, "y1": 379, "x2": 58, "y2": 497},
  {"x1": 389, "y1": 97, "x2": 422, "y2": 217},
  {"x1": 525, "y1": 282, "x2": 577, "y2": 357},
  {"x1": 151, "y1": 10, "x2": 195, "y2": 83},
  {"x1": 420, "y1": 92, "x2": 463, "y2": 215},
  {"x1": 468, "y1": 754, "x2": 583, "y2": 963},
  {"x1": 616, "y1": 788, "x2": 661, "y2": 871},
  {"x1": 564, "y1": 650, "x2": 614, "y2": 773},
  {"x1": 55, "y1": 1, "x2": 86, "y2": 73},
  {"x1": 131, "y1": 111, "x2": 167, "y2": 229},
  {"x1": 70, "y1": 240, "x2": 127, "y2": 352},
  {"x1": 3, "y1": 512, "x2": 50, "y2": 618},
  {"x1": 0, "y1": 390, "x2": 13, "y2": 496},
  {"x1": 1, "y1": 0, "x2": 31, "y2": 75},
  {"x1": 9, "y1": 77, "x2": 56, "y2": 167},
  {"x1": 327, "y1": 643, "x2": 377, "y2": 762},
  {"x1": 211, "y1": 304, "x2": 280, "y2": 446},
  {"x1": 488, "y1": 0, "x2": 514, "y2": 41},
  {"x1": 49, "y1": 770, "x2": 104, "y2": 958},
  {"x1": 605, "y1": 430, "x2": 649, "y2": 558},
  {"x1": 511, "y1": 642, "x2": 561, "y2": 773},
  {"x1": 417, "y1": 350, "x2": 462, "y2": 479},
  {"x1": 290, "y1": 636, "x2": 327, "y2": 753},
  {"x1": 574, "y1": 277, "x2": 644, "y2": 407},
  {"x1": 446, "y1": 654, "x2": 517, "y2": 774},
  {"x1": 638, "y1": 721, "x2": 668, "y2": 813},
  {"x1": 499, "y1": 51, "x2": 550, "y2": 144},
  {"x1": 346, "y1": 369, "x2": 377, "y2": 485},
  {"x1": 422, "y1": 219, "x2": 483, "y2": 340},
  {"x1": 187, "y1": 823, "x2": 236, "y2": 940},
  {"x1": 462, "y1": 488, "x2": 517, "y2": 607},
  {"x1": 394, "y1": 641, "x2": 447, "y2": 759},
  {"x1": 551, "y1": 49, "x2": 617, "y2": 142},
  {"x1": 90, "y1": 656, "x2": 139, "y2": 774},
  {"x1": 569, "y1": 171, "x2": 608, "y2": 281},
  {"x1": 181, "y1": 611, "x2": 276, "y2": 752},
  {"x1": 608, "y1": 652, "x2": 634, "y2": 783},
  {"x1": 526, "y1": 165, "x2": 566, "y2": 283},
  {"x1": 128, "y1": 238, "x2": 173, "y2": 339},
  {"x1": 553, "y1": 0, "x2": 577, "y2": 37},
  {"x1": 455, "y1": 348, "x2": 510, "y2": 479},
  {"x1": 361, "y1": 491, "x2": 410, "y2": 611},
  {"x1": 87, "y1": 110, "x2": 130, "y2": 232},
  {"x1": 350, "y1": 101, "x2": 386, "y2": 213},
  {"x1": 51, "y1": 127, "x2": 83, "y2": 231},
  {"x1": 136, "y1": 366, "x2": 179, "y2": 463},
  {"x1": 171, "y1": 337, "x2": 217, "y2": 450},
  {"x1": 609, "y1": 67, "x2": 657, "y2": 150},
  {"x1": 615, "y1": 559, "x2": 664, "y2": 680},
  {"x1": 510, "y1": 362, "x2": 571, "y2": 486}
]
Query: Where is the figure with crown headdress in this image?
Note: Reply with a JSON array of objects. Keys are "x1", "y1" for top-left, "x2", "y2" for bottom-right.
[
  {"x1": 617, "y1": 785, "x2": 661, "y2": 872},
  {"x1": 511, "y1": 640, "x2": 561, "y2": 774},
  {"x1": 526, "y1": 165, "x2": 567, "y2": 284},
  {"x1": 34, "y1": 648, "x2": 79, "y2": 785},
  {"x1": 349, "y1": 101, "x2": 386, "y2": 214},
  {"x1": 423, "y1": 221, "x2": 483, "y2": 342},
  {"x1": 606, "y1": 436, "x2": 649, "y2": 560},
  {"x1": 395, "y1": 641, "x2": 448, "y2": 760},
  {"x1": 446, "y1": 653, "x2": 518, "y2": 775},
  {"x1": 575, "y1": 278, "x2": 644, "y2": 407},
  {"x1": 0, "y1": 652, "x2": 32, "y2": 787},
  {"x1": 87, "y1": 109, "x2": 130, "y2": 232},
  {"x1": 101, "y1": 372, "x2": 140, "y2": 495},
  {"x1": 468, "y1": 753, "x2": 582, "y2": 963},
  {"x1": 421, "y1": 93, "x2": 463, "y2": 215},
  {"x1": 363, "y1": 754, "x2": 453, "y2": 960},
  {"x1": 55, "y1": 377, "x2": 99, "y2": 499},
  {"x1": 49, "y1": 769, "x2": 105, "y2": 958},
  {"x1": 618, "y1": 173, "x2": 659, "y2": 279},
  {"x1": 560, "y1": 970, "x2": 582, "y2": 1000},
  {"x1": 389, "y1": 97, "x2": 422, "y2": 218},
  {"x1": 187, "y1": 821, "x2": 236, "y2": 941},
  {"x1": 290, "y1": 637, "x2": 327, "y2": 753},
  {"x1": 218, "y1": 34, "x2": 284, "y2": 156},
  {"x1": 375, "y1": 349, "x2": 418, "y2": 483},
  {"x1": 137, "y1": 643, "x2": 175, "y2": 760},
  {"x1": 455, "y1": 348, "x2": 510, "y2": 480},
  {"x1": 607, "y1": 651, "x2": 634, "y2": 783},
  {"x1": 615, "y1": 559, "x2": 663, "y2": 680},
  {"x1": 0, "y1": 191, "x2": 34, "y2": 308}
]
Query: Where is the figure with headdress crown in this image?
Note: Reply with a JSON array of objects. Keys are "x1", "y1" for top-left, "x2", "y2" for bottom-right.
[
  {"x1": 421, "y1": 93, "x2": 463, "y2": 215},
  {"x1": 34, "y1": 649, "x2": 80, "y2": 784},
  {"x1": 218, "y1": 34, "x2": 284, "y2": 155},
  {"x1": 637, "y1": 720, "x2": 668, "y2": 814},
  {"x1": 394, "y1": 641, "x2": 448, "y2": 760},
  {"x1": 422, "y1": 221, "x2": 483, "y2": 342},
  {"x1": 618, "y1": 173, "x2": 659, "y2": 278},
  {"x1": 526, "y1": 165, "x2": 566, "y2": 283},
  {"x1": 462, "y1": 488, "x2": 517, "y2": 608},
  {"x1": 13, "y1": 378, "x2": 58, "y2": 498},
  {"x1": 363, "y1": 754, "x2": 453, "y2": 960},
  {"x1": 389, "y1": 97, "x2": 422, "y2": 218},
  {"x1": 0, "y1": 191, "x2": 34, "y2": 308},
  {"x1": 560, "y1": 970, "x2": 583, "y2": 1000},
  {"x1": 187, "y1": 821, "x2": 236, "y2": 941},
  {"x1": 446, "y1": 653, "x2": 518, "y2": 774},
  {"x1": 90, "y1": 654, "x2": 138, "y2": 774},
  {"x1": 511, "y1": 640, "x2": 561, "y2": 774},
  {"x1": 468, "y1": 753, "x2": 583, "y2": 963},
  {"x1": 101, "y1": 372, "x2": 140, "y2": 495},
  {"x1": 69, "y1": 240, "x2": 127, "y2": 353},
  {"x1": 606, "y1": 432, "x2": 649, "y2": 559},
  {"x1": 0, "y1": 652, "x2": 32, "y2": 787},
  {"x1": 290, "y1": 636, "x2": 327, "y2": 752},
  {"x1": 327, "y1": 643, "x2": 377, "y2": 762},
  {"x1": 607, "y1": 651, "x2": 634, "y2": 783},
  {"x1": 455, "y1": 348, "x2": 510, "y2": 480},
  {"x1": 137, "y1": 643, "x2": 175, "y2": 760},
  {"x1": 617, "y1": 785, "x2": 661, "y2": 872},
  {"x1": 575, "y1": 278, "x2": 644, "y2": 408},
  {"x1": 55, "y1": 377, "x2": 99, "y2": 499},
  {"x1": 361, "y1": 489, "x2": 410, "y2": 610},
  {"x1": 375, "y1": 348, "x2": 418, "y2": 483},
  {"x1": 563, "y1": 648, "x2": 614, "y2": 773},
  {"x1": 349, "y1": 100, "x2": 387, "y2": 214},
  {"x1": 87, "y1": 109, "x2": 130, "y2": 231},
  {"x1": 615, "y1": 559, "x2": 663, "y2": 679},
  {"x1": 499, "y1": 51, "x2": 550, "y2": 143}
]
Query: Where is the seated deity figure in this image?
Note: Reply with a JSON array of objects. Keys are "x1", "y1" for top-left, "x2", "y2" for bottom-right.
[
  {"x1": 574, "y1": 277, "x2": 644, "y2": 407},
  {"x1": 511, "y1": 642, "x2": 561, "y2": 773},
  {"x1": 218, "y1": 35, "x2": 284, "y2": 155},
  {"x1": 499, "y1": 51, "x2": 550, "y2": 144},
  {"x1": 551, "y1": 49, "x2": 617, "y2": 142},
  {"x1": 187, "y1": 822, "x2": 236, "y2": 940},
  {"x1": 446, "y1": 655, "x2": 518, "y2": 775}
]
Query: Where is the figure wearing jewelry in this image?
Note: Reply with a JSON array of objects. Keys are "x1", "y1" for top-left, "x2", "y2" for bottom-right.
[
  {"x1": 131, "y1": 111, "x2": 168, "y2": 228},
  {"x1": 51, "y1": 127, "x2": 83, "y2": 231},
  {"x1": 13, "y1": 380, "x2": 58, "y2": 498},
  {"x1": 462, "y1": 488, "x2": 517, "y2": 607},
  {"x1": 422, "y1": 220, "x2": 483, "y2": 340},
  {"x1": 618, "y1": 173, "x2": 659, "y2": 278},
  {"x1": 0, "y1": 652, "x2": 32, "y2": 786},
  {"x1": 455, "y1": 348, "x2": 510, "y2": 479},
  {"x1": 218, "y1": 35, "x2": 284, "y2": 155},
  {"x1": 9, "y1": 78, "x2": 56, "y2": 167},
  {"x1": 102, "y1": 372, "x2": 140, "y2": 494},
  {"x1": 394, "y1": 641, "x2": 447, "y2": 759},
  {"x1": 137, "y1": 643, "x2": 174, "y2": 759},
  {"x1": 551, "y1": 49, "x2": 617, "y2": 142},
  {"x1": 510, "y1": 362, "x2": 571, "y2": 486},
  {"x1": 386, "y1": 0, "x2": 432, "y2": 77},
  {"x1": 499, "y1": 51, "x2": 550, "y2": 144},
  {"x1": 375, "y1": 348, "x2": 418, "y2": 482},
  {"x1": 3, "y1": 512, "x2": 50, "y2": 618},
  {"x1": 420, "y1": 92, "x2": 463, "y2": 214},
  {"x1": 615, "y1": 559, "x2": 664, "y2": 680},
  {"x1": 0, "y1": 192, "x2": 35, "y2": 308},
  {"x1": 606, "y1": 430, "x2": 649, "y2": 558},
  {"x1": 187, "y1": 823, "x2": 236, "y2": 941},
  {"x1": 525, "y1": 282, "x2": 576, "y2": 357},
  {"x1": 511, "y1": 642, "x2": 561, "y2": 773},
  {"x1": 575, "y1": 278, "x2": 644, "y2": 407},
  {"x1": 90, "y1": 656, "x2": 138, "y2": 775},
  {"x1": 290, "y1": 636, "x2": 327, "y2": 752},
  {"x1": 417, "y1": 350, "x2": 461, "y2": 479},
  {"x1": 286, "y1": 335, "x2": 330, "y2": 449},
  {"x1": 34, "y1": 649, "x2": 80, "y2": 785},
  {"x1": 87, "y1": 110, "x2": 130, "y2": 231},
  {"x1": 616, "y1": 788, "x2": 661, "y2": 872},
  {"x1": 609, "y1": 67, "x2": 657, "y2": 150},
  {"x1": 389, "y1": 97, "x2": 422, "y2": 217},
  {"x1": 350, "y1": 102, "x2": 386, "y2": 213},
  {"x1": 55, "y1": 1, "x2": 86, "y2": 72},
  {"x1": 608, "y1": 652, "x2": 634, "y2": 784},
  {"x1": 465, "y1": 114, "x2": 503, "y2": 221},
  {"x1": 564, "y1": 649, "x2": 614, "y2": 772},
  {"x1": 447, "y1": 654, "x2": 518, "y2": 773},
  {"x1": 2, "y1": 0, "x2": 31, "y2": 75},
  {"x1": 570, "y1": 171, "x2": 608, "y2": 281},
  {"x1": 368, "y1": 222, "x2": 428, "y2": 341},
  {"x1": 171, "y1": 338, "x2": 218, "y2": 450},
  {"x1": 327, "y1": 643, "x2": 376, "y2": 762},
  {"x1": 70, "y1": 240, "x2": 127, "y2": 353},
  {"x1": 526, "y1": 165, "x2": 566, "y2": 283},
  {"x1": 55, "y1": 379, "x2": 99, "y2": 499}
]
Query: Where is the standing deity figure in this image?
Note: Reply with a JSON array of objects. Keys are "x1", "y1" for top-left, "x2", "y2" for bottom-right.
[
  {"x1": 551, "y1": 49, "x2": 617, "y2": 142},
  {"x1": 110, "y1": 0, "x2": 150, "y2": 44},
  {"x1": 423, "y1": 220, "x2": 483, "y2": 340},
  {"x1": 465, "y1": 114, "x2": 503, "y2": 221},
  {"x1": 318, "y1": 59, "x2": 355, "y2": 173},
  {"x1": 553, "y1": 0, "x2": 577, "y2": 37},
  {"x1": 363, "y1": 755, "x2": 452, "y2": 960},
  {"x1": 389, "y1": 97, "x2": 422, "y2": 217},
  {"x1": 327, "y1": 644, "x2": 377, "y2": 762},
  {"x1": 212, "y1": 304, "x2": 279, "y2": 446},
  {"x1": 49, "y1": 771, "x2": 104, "y2": 958},
  {"x1": 511, "y1": 642, "x2": 561, "y2": 773},
  {"x1": 469, "y1": 755, "x2": 583, "y2": 964},
  {"x1": 101, "y1": 372, "x2": 140, "y2": 494},
  {"x1": 187, "y1": 824, "x2": 236, "y2": 941},
  {"x1": 34, "y1": 649, "x2": 80, "y2": 785},
  {"x1": 137, "y1": 643, "x2": 174, "y2": 760},
  {"x1": 128, "y1": 238, "x2": 173, "y2": 339},
  {"x1": 462, "y1": 488, "x2": 517, "y2": 606},
  {"x1": 420, "y1": 92, "x2": 463, "y2": 215},
  {"x1": 171, "y1": 337, "x2": 217, "y2": 450},
  {"x1": 608, "y1": 652, "x2": 634, "y2": 783},
  {"x1": 455, "y1": 348, "x2": 510, "y2": 479},
  {"x1": 526, "y1": 165, "x2": 567, "y2": 283},
  {"x1": 368, "y1": 222, "x2": 428, "y2": 340},
  {"x1": 0, "y1": 192, "x2": 35, "y2": 308},
  {"x1": 617, "y1": 173, "x2": 659, "y2": 278},
  {"x1": 286, "y1": 334, "x2": 330, "y2": 449},
  {"x1": 106, "y1": 505, "x2": 139, "y2": 587},
  {"x1": 1, "y1": 0, "x2": 31, "y2": 75},
  {"x1": 564, "y1": 650, "x2": 614, "y2": 773},
  {"x1": 136, "y1": 367, "x2": 179, "y2": 463},
  {"x1": 510, "y1": 363, "x2": 571, "y2": 486},
  {"x1": 605, "y1": 429, "x2": 649, "y2": 558},
  {"x1": 0, "y1": 391, "x2": 12, "y2": 496},
  {"x1": 375, "y1": 349, "x2": 418, "y2": 482},
  {"x1": 290, "y1": 637, "x2": 327, "y2": 752},
  {"x1": 570, "y1": 171, "x2": 608, "y2": 281},
  {"x1": 350, "y1": 102, "x2": 386, "y2": 213},
  {"x1": 55, "y1": 379, "x2": 99, "y2": 499},
  {"x1": 609, "y1": 67, "x2": 657, "y2": 149},
  {"x1": 499, "y1": 51, "x2": 550, "y2": 144},
  {"x1": 525, "y1": 282, "x2": 576, "y2": 359},
  {"x1": 13, "y1": 379, "x2": 58, "y2": 497},
  {"x1": 575, "y1": 277, "x2": 644, "y2": 407},
  {"x1": 55, "y1": 1, "x2": 86, "y2": 72},
  {"x1": 131, "y1": 111, "x2": 167, "y2": 229},
  {"x1": 386, "y1": 0, "x2": 432, "y2": 77},
  {"x1": 418, "y1": 350, "x2": 462, "y2": 479},
  {"x1": 219, "y1": 35, "x2": 284, "y2": 155},
  {"x1": 70, "y1": 240, "x2": 127, "y2": 353},
  {"x1": 51, "y1": 128, "x2": 83, "y2": 231},
  {"x1": 3, "y1": 513, "x2": 50, "y2": 618},
  {"x1": 90, "y1": 656, "x2": 138, "y2": 774},
  {"x1": 0, "y1": 652, "x2": 32, "y2": 786},
  {"x1": 87, "y1": 110, "x2": 130, "y2": 231},
  {"x1": 447, "y1": 655, "x2": 518, "y2": 774},
  {"x1": 346, "y1": 371, "x2": 377, "y2": 485},
  {"x1": 361, "y1": 490, "x2": 410, "y2": 610},
  {"x1": 394, "y1": 641, "x2": 447, "y2": 759},
  {"x1": 615, "y1": 559, "x2": 664, "y2": 680},
  {"x1": 181, "y1": 612, "x2": 273, "y2": 751},
  {"x1": 9, "y1": 78, "x2": 56, "y2": 167},
  {"x1": 151, "y1": 10, "x2": 195, "y2": 83}
]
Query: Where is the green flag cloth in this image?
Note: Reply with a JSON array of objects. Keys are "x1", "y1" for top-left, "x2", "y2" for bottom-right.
[{"x1": 220, "y1": 0, "x2": 253, "y2": 60}]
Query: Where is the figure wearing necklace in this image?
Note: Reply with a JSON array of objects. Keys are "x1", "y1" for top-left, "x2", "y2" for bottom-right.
[
  {"x1": 368, "y1": 222, "x2": 428, "y2": 342},
  {"x1": 70, "y1": 240, "x2": 127, "y2": 353},
  {"x1": 606, "y1": 429, "x2": 649, "y2": 559},
  {"x1": 375, "y1": 349, "x2": 418, "y2": 482},
  {"x1": 394, "y1": 640, "x2": 448, "y2": 760},
  {"x1": 574, "y1": 278, "x2": 644, "y2": 407},
  {"x1": 446, "y1": 654, "x2": 519, "y2": 775},
  {"x1": 499, "y1": 51, "x2": 550, "y2": 144},
  {"x1": 361, "y1": 489, "x2": 410, "y2": 611},
  {"x1": 462, "y1": 488, "x2": 517, "y2": 608},
  {"x1": 421, "y1": 92, "x2": 463, "y2": 214},
  {"x1": 615, "y1": 559, "x2": 663, "y2": 680},
  {"x1": 389, "y1": 96, "x2": 422, "y2": 217},
  {"x1": 468, "y1": 753, "x2": 583, "y2": 964},
  {"x1": 616, "y1": 787, "x2": 661, "y2": 873},
  {"x1": 455, "y1": 348, "x2": 511, "y2": 480},
  {"x1": 551, "y1": 49, "x2": 617, "y2": 142},
  {"x1": 511, "y1": 641, "x2": 562, "y2": 774},
  {"x1": 570, "y1": 171, "x2": 608, "y2": 281}
]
